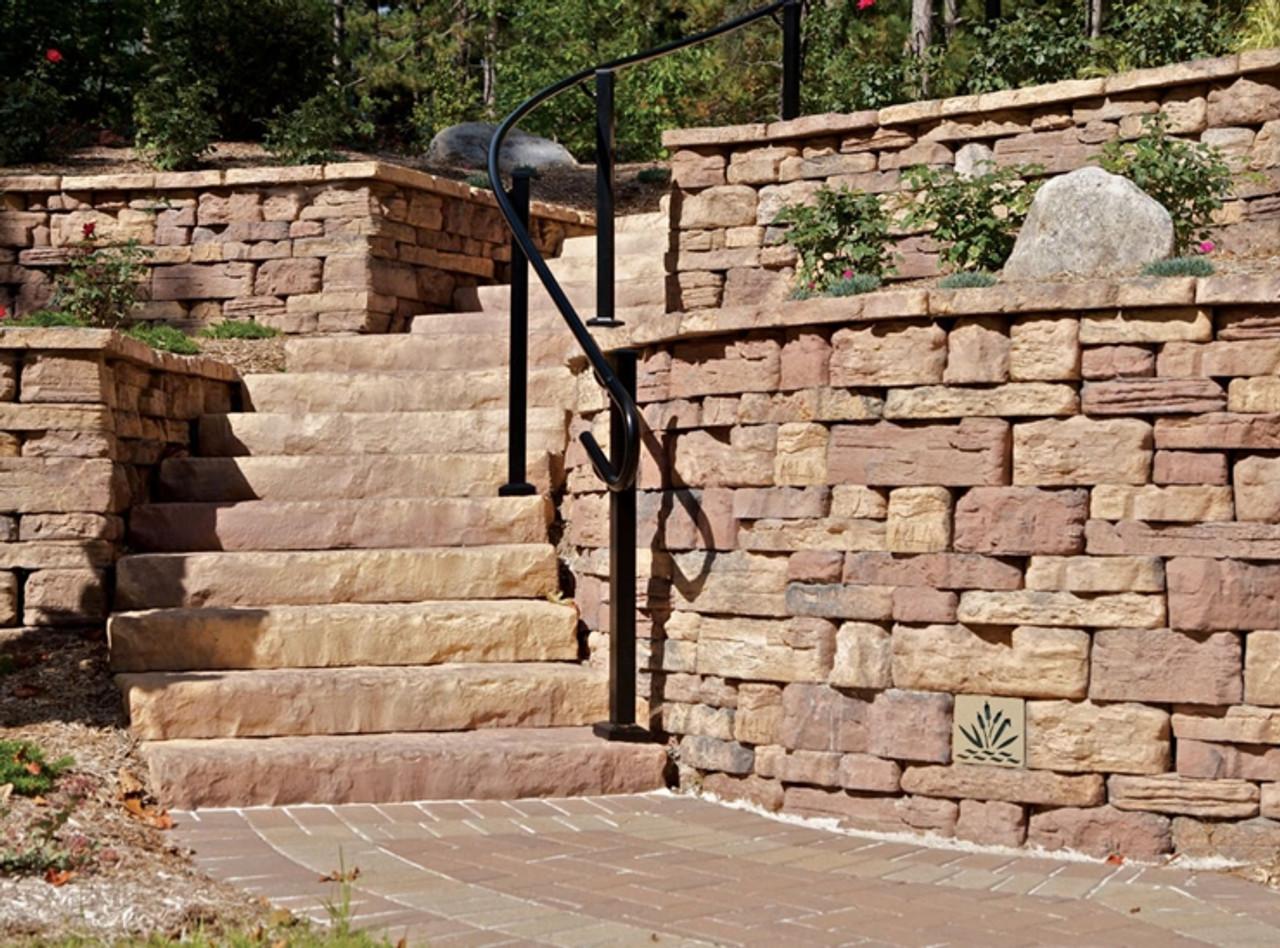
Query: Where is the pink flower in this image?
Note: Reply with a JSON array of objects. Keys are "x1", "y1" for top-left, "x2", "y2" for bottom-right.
[
  {"x1": 1198, "y1": 240, "x2": 1215, "y2": 254},
  {"x1": 857, "y1": 0, "x2": 876, "y2": 9},
  {"x1": 842, "y1": 269, "x2": 854, "y2": 279},
  {"x1": 45, "y1": 49, "x2": 62, "y2": 63},
  {"x1": 0, "y1": 306, "x2": 7, "y2": 320},
  {"x1": 82, "y1": 222, "x2": 96, "y2": 239}
]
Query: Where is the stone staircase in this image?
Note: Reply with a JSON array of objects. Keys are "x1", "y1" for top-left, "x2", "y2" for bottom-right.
[{"x1": 108, "y1": 211, "x2": 671, "y2": 808}]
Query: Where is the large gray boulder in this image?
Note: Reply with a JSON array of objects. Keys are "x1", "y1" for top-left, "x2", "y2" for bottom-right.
[
  {"x1": 426, "y1": 122, "x2": 578, "y2": 173},
  {"x1": 1002, "y1": 166, "x2": 1174, "y2": 281}
]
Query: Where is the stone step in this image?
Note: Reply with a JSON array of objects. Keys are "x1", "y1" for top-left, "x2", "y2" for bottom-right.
[
  {"x1": 243, "y1": 366, "x2": 574, "y2": 413},
  {"x1": 197, "y1": 407, "x2": 569, "y2": 457},
  {"x1": 108, "y1": 600, "x2": 580, "y2": 673},
  {"x1": 115, "y1": 544, "x2": 559, "y2": 609},
  {"x1": 545, "y1": 251, "x2": 667, "y2": 284},
  {"x1": 129, "y1": 495, "x2": 552, "y2": 552},
  {"x1": 560, "y1": 228, "x2": 670, "y2": 258},
  {"x1": 142, "y1": 727, "x2": 670, "y2": 808},
  {"x1": 453, "y1": 276, "x2": 667, "y2": 316},
  {"x1": 409, "y1": 304, "x2": 666, "y2": 337},
  {"x1": 155, "y1": 453, "x2": 557, "y2": 503},
  {"x1": 285, "y1": 332, "x2": 574, "y2": 373},
  {"x1": 117, "y1": 663, "x2": 607, "y2": 740}
]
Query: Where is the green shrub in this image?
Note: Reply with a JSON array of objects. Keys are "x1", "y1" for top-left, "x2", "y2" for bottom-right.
[
  {"x1": 1142, "y1": 255, "x2": 1216, "y2": 277},
  {"x1": 827, "y1": 273, "x2": 882, "y2": 296},
  {"x1": 3, "y1": 310, "x2": 86, "y2": 327},
  {"x1": 199, "y1": 320, "x2": 282, "y2": 340},
  {"x1": 901, "y1": 163, "x2": 1043, "y2": 273},
  {"x1": 636, "y1": 167, "x2": 671, "y2": 185},
  {"x1": 1103, "y1": 0, "x2": 1235, "y2": 72},
  {"x1": 0, "y1": 740, "x2": 73, "y2": 797},
  {"x1": 134, "y1": 78, "x2": 218, "y2": 171},
  {"x1": 265, "y1": 90, "x2": 349, "y2": 166},
  {"x1": 1240, "y1": 0, "x2": 1280, "y2": 48},
  {"x1": 965, "y1": 6, "x2": 1094, "y2": 93},
  {"x1": 465, "y1": 172, "x2": 494, "y2": 190},
  {"x1": 51, "y1": 233, "x2": 151, "y2": 329},
  {"x1": 938, "y1": 270, "x2": 998, "y2": 289},
  {"x1": 126, "y1": 324, "x2": 200, "y2": 354},
  {"x1": 0, "y1": 73, "x2": 67, "y2": 165},
  {"x1": 776, "y1": 184, "x2": 895, "y2": 291},
  {"x1": 1097, "y1": 113, "x2": 1234, "y2": 252}
]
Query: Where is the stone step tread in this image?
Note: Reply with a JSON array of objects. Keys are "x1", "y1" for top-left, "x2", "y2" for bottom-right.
[
  {"x1": 410, "y1": 305, "x2": 665, "y2": 336},
  {"x1": 284, "y1": 334, "x2": 574, "y2": 372},
  {"x1": 142, "y1": 727, "x2": 669, "y2": 808},
  {"x1": 197, "y1": 407, "x2": 569, "y2": 457},
  {"x1": 457, "y1": 277, "x2": 666, "y2": 315},
  {"x1": 115, "y1": 543, "x2": 560, "y2": 609},
  {"x1": 156, "y1": 453, "x2": 558, "y2": 502},
  {"x1": 243, "y1": 366, "x2": 575, "y2": 413},
  {"x1": 118, "y1": 662, "x2": 608, "y2": 741},
  {"x1": 108, "y1": 599, "x2": 580, "y2": 673},
  {"x1": 559, "y1": 230, "x2": 670, "y2": 258},
  {"x1": 129, "y1": 495, "x2": 553, "y2": 552},
  {"x1": 542, "y1": 253, "x2": 668, "y2": 283}
]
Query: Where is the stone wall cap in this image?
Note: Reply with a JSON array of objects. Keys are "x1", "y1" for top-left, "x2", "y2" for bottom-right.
[
  {"x1": 975, "y1": 79, "x2": 1106, "y2": 114},
  {"x1": 0, "y1": 328, "x2": 240, "y2": 381},
  {"x1": 153, "y1": 170, "x2": 224, "y2": 188},
  {"x1": 61, "y1": 173, "x2": 156, "y2": 191},
  {"x1": 765, "y1": 111, "x2": 880, "y2": 139},
  {"x1": 879, "y1": 100, "x2": 942, "y2": 125},
  {"x1": 226, "y1": 166, "x2": 324, "y2": 185},
  {"x1": 1104, "y1": 55, "x2": 1241, "y2": 94},
  {"x1": 1197, "y1": 274, "x2": 1280, "y2": 304},
  {"x1": 662, "y1": 125, "x2": 769, "y2": 148},
  {"x1": 0, "y1": 175, "x2": 63, "y2": 192},
  {"x1": 1240, "y1": 48, "x2": 1280, "y2": 73}
]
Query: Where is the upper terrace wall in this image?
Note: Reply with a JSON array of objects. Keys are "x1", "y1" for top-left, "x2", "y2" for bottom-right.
[
  {"x1": 0, "y1": 163, "x2": 593, "y2": 333},
  {"x1": 662, "y1": 49, "x2": 1280, "y2": 310}
]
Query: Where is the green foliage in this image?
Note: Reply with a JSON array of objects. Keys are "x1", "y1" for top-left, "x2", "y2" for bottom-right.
[
  {"x1": 133, "y1": 78, "x2": 218, "y2": 171},
  {"x1": 1143, "y1": 255, "x2": 1216, "y2": 276},
  {"x1": 2, "y1": 310, "x2": 86, "y2": 327},
  {"x1": 1102, "y1": 0, "x2": 1236, "y2": 72},
  {"x1": 0, "y1": 773, "x2": 96, "y2": 878},
  {"x1": 1097, "y1": 113, "x2": 1235, "y2": 251},
  {"x1": 0, "y1": 72, "x2": 67, "y2": 165},
  {"x1": 125, "y1": 324, "x2": 200, "y2": 355},
  {"x1": 0, "y1": 739, "x2": 73, "y2": 796},
  {"x1": 636, "y1": 167, "x2": 671, "y2": 185},
  {"x1": 776, "y1": 185, "x2": 896, "y2": 290},
  {"x1": 965, "y1": 5, "x2": 1093, "y2": 93},
  {"x1": 827, "y1": 273, "x2": 882, "y2": 296},
  {"x1": 265, "y1": 90, "x2": 350, "y2": 166},
  {"x1": 939, "y1": 270, "x2": 998, "y2": 288},
  {"x1": 466, "y1": 172, "x2": 494, "y2": 190},
  {"x1": 1240, "y1": 0, "x2": 1280, "y2": 48},
  {"x1": 900, "y1": 162, "x2": 1043, "y2": 273},
  {"x1": 199, "y1": 320, "x2": 282, "y2": 340},
  {"x1": 52, "y1": 234, "x2": 151, "y2": 329}
]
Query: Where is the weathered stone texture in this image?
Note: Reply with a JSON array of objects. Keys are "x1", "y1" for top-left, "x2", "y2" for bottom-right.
[
  {"x1": 829, "y1": 322, "x2": 947, "y2": 386},
  {"x1": 956, "y1": 799, "x2": 1027, "y2": 848},
  {"x1": 944, "y1": 317, "x2": 1009, "y2": 383},
  {"x1": 1108, "y1": 774, "x2": 1259, "y2": 818},
  {"x1": 682, "y1": 612, "x2": 836, "y2": 681},
  {"x1": 885, "y1": 486, "x2": 952, "y2": 553},
  {"x1": 783, "y1": 786, "x2": 958, "y2": 835},
  {"x1": 1177, "y1": 740, "x2": 1280, "y2": 782},
  {"x1": 892, "y1": 624, "x2": 1089, "y2": 699},
  {"x1": 1246, "y1": 630, "x2": 1280, "y2": 706},
  {"x1": 1090, "y1": 484, "x2": 1234, "y2": 522},
  {"x1": 958, "y1": 590, "x2": 1165, "y2": 629},
  {"x1": 1091, "y1": 628, "x2": 1242, "y2": 705},
  {"x1": 1025, "y1": 555, "x2": 1164, "y2": 592},
  {"x1": 1082, "y1": 378, "x2": 1226, "y2": 416},
  {"x1": 830, "y1": 622, "x2": 893, "y2": 690},
  {"x1": 843, "y1": 552, "x2": 1022, "y2": 590},
  {"x1": 1013, "y1": 417, "x2": 1152, "y2": 485},
  {"x1": 865, "y1": 690, "x2": 953, "y2": 763},
  {"x1": 1026, "y1": 700, "x2": 1170, "y2": 774},
  {"x1": 1009, "y1": 316, "x2": 1080, "y2": 380},
  {"x1": 1172, "y1": 817, "x2": 1280, "y2": 862},
  {"x1": 1173, "y1": 705, "x2": 1280, "y2": 745},
  {"x1": 954, "y1": 487, "x2": 1087, "y2": 555},
  {"x1": 828, "y1": 419, "x2": 1011, "y2": 487},
  {"x1": 1168, "y1": 557, "x2": 1280, "y2": 632},
  {"x1": 1028, "y1": 806, "x2": 1172, "y2": 858},
  {"x1": 780, "y1": 684, "x2": 869, "y2": 752},
  {"x1": 1154, "y1": 451, "x2": 1228, "y2": 486},
  {"x1": 902, "y1": 764, "x2": 1105, "y2": 806}
]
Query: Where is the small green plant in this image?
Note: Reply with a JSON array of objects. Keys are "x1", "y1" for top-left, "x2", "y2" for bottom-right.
[
  {"x1": 827, "y1": 273, "x2": 881, "y2": 296},
  {"x1": 1142, "y1": 255, "x2": 1216, "y2": 277},
  {"x1": 2, "y1": 310, "x2": 87, "y2": 328},
  {"x1": 1241, "y1": 0, "x2": 1280, "y2": 48},
  {"x1": 0, "y1": 773, "x2": 96, "y2": 878},
  {"x1": 776, "y1": 184, "x2": 895, "y2": 291},
  {"x1": 938, "y1": 270, "x2": 998, "y2": 289},
  {"x1": 465, "y1": 171, "x2": 494, "y2": 190},
  {"x1": 265, "y1": 90, "x2": 348, "y2": 166},
  {"x1": 1096, "y1": 113, "x2": 1234, "y2": 253},
  {"x1": 0, "y1": 739, "x2": 74, "y2": 797},
  {"x1": 636, "y1": 167, "x2": 671, "y2": 185},
  {"x1": 134, "y1": 78, "x2": 219, "y2": 172},
  {"x1": 901, "y1": 162, "x2": 1043, "y2": 273},
  {"x1": 51, "y1": 225, "x2": 152, "y2": 329},
  {"x1": 126, "y1": 324, "x2": 200, "y2": 355},
  {"x1": 199, "y1": 320, "x2": 282, "y2": 340}
]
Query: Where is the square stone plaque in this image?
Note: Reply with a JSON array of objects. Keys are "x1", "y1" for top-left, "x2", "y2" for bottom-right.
[{"x1": 953, "y1": 694, "x2": 1025, "y2": 768}]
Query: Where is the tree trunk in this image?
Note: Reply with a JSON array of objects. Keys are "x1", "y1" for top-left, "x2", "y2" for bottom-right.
[
  {"x1": 332, "y1": 0, "x2": 346, "y2": 81},
  {"x1": 944, "y1": 0, "x2": 958, "y2": 41},
  {"x1": 1090, "y1": 0, "x2": 1103, "y2": 40},
  {"x1": 911, "y1": 0, "x2": 934, "y2": 96}
]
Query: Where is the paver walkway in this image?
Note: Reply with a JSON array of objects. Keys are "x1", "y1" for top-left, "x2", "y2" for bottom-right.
[{"x1": 173, "y1": 792, "x2": 1280, "y2": 947}]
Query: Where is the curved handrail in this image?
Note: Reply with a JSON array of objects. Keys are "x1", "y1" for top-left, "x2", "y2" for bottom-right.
[{"x1": 488, "y1": 0, "x2": 799, "y2": 492}]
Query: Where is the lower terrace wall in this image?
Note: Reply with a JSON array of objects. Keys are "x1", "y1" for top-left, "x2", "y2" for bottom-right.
[
  {"x1": 662, "y1": 49, "x2": 1280, "y2": 309},
  {"x1": 0, "y1": 163, "x2": 592, "y2": 333},
  {"x1": 0, "y1": 329, "x2": 238, "y2": 639},
  {"x1": 566, "y1": 274, "x2": 1280, "y2": 862}
]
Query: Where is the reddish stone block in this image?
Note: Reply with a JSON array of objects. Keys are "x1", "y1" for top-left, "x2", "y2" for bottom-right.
[
  {"x1": 1027, "y1": 806, "x2": 1172, "y2": 858},
  {"x1": 787, "y1": 550, "x2": 843, "y2": 584},
  {"x1": 892, "y1": 587, "x2": 958, "y2": 623},
  {"x1": 779, "y1": 684, "x2": 870, "y2": 753},
  {"x1": 843, "y1": 552, "x2": 1022, "y2": 590},
  {"x1": 732, "y1": 487, "x2": 829, "y2": 520},
  {"x1": 779, "y1": 330, "x2": 831, "y2": 391},
  {"x1": 1081, "y1": 345, "x2": 1156, "y2": 379},
  {"x1": 954, "y1": 487, "x2": 1088, "y2": 556},
  {"x1": 1090, "y1": 628, "x2": 1242, "y2": 705},
  {"x1": 1153, "y1": 450, "x2": 1229, "y2": 485},
  {"x1": 827, "y1": 418, "x2": 1010, "y2": 487},
  {"x1": 956, "y1": 799, "x2": 1027, "y2": 848},
  {"x1": 865, "y1": 689, "x2": 953, "y2": 763},
  {"x1": 1168, "y1": 557, "x2": 1280, "y2": 631},
  {"x1": 1177, "y1": 740, "x2": 1280, "y2": 781}
]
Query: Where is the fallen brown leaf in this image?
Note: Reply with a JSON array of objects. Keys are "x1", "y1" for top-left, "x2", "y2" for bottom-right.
[
  {"x1": 117, "y1": 767, "x2": 145, "y2": 797},
  {"x1": 123, "y1": 796, "x2": 175, "y2": 829},
  {"x1": 13, "y1": 684, "x2": 45, "y2": 698},
  {"x1": 44, "y1": 868, "x2": 74, "y2": 887},
  {"x1": 318, "y1": 867, "x2": 360, "y2": 883},
  {"x1": 1105, "y1": 853, "x2": 1124, "y2": 865}
]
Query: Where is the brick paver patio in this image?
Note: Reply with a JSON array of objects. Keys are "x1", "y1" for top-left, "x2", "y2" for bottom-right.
[{"x1": 172, "y1": 792, "x2": 1280, "y2": 947}]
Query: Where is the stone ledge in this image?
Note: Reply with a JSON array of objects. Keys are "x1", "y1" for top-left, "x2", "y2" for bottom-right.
[{"x1": 0, "y1": 328, "x2": 239, "y2": 382}]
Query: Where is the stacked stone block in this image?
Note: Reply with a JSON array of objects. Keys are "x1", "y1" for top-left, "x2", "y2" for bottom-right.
[
  {"x1": 0, "y1": 329, "x2": 237, "y2": 637},
  {"x1": 663, "y1": 50, "x2": 1280, "y2": 308},
  {"x1": 565, "y1": 274, "x2": 1280, "y2": 861},
  {"x1": 0, "y1": 163, "x2": 591, "y2": 333}
]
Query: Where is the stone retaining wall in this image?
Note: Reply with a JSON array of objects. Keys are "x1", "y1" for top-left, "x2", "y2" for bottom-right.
[
  {"x1": 0, "y1": 163, "x2": 592, "y2": 333},
  {"x1": 662, "y1": 50, "x2": 1280, "y2": 309},
  {"x1": 566, "y1": 273, "x2": 1280, "y2": 862},
  {"x1": 0, "y1": 328, "x2": 238, "y2": 636}
]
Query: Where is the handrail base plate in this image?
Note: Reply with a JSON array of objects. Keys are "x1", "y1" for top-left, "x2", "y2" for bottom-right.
[{"x1": 593, "y1": 721, "x2": 660, "y2": 743}]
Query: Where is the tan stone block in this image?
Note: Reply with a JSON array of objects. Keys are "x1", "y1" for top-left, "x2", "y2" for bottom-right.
[
  {"x1": 774, "y1": 422, "x2": 828, "y2": 487},
  {"x1": 673, "y1": 426, "x2": 775, "y2": 488},
  {"x1": 1155, "y1": 451, "x2": 1228, "y2": 486},
  {"x1": 1082, "y1": 378, "x2": 1226, "y2": 415},
  {"x1": 680, "y1": 735, "x2": 754, "y2": 774},
  {"x1": 22, "y1": 429, "x2": 116, "y2": 459},
  {"x1": 151, "y1": 262, "x2": 255, "y2": 300},
  {"x1": 678, "y1": 185, "x2": 758, "y2": 229},
  {"x1": 1080, "y1": 307, "x2": 1212, "y2": 344},
  {"x1": 19, "y1": 513, "x2": 120, "y2": 542},
  {"x1": 670, "y1": 150, "x2": 726, "y2": 189},
  {"x1": 1156, "y1": 412, "x2": 1280, "y2": 451},
  {"x1": 1013, "y1": 417, "x2": 1152, "y2": 485},
  {"x1": 1108, "y1": 774, "x2": 1258, "y2": 818},
  {"x1": 785, "y1": 582, "x2": 894, "y2": 620},
  {"x1": 954, "y1": 487, "x2": 1087, "y2": 555},
  {"x1": 1025, "y1": 555, "x2": 1163, "y2": 593},
  {"x1": 738, "y1": 518, "x2": 886, "y2": 553},
  {"x1": 958, "y1": 590, "x2": 1165, "y2": 629},
  {"x1": 255, "y1": 258, "x2": 322, "y2": 296},
  {"x1": 755, "y1": 181, "x2": 822, "y2": 226},
  {"x1": 1009, "y1": 316, "x2": 1080, "y2": 380},
  {"x1": 0, "y1": 458, "x2": 128, "y2": 513},
  {"x1": 779, "y1": 152, "x2": 877, "y2": 181},
  {"x1": 1090, "y1": 484, "x2": 1233, "y2": 522},
  {"x1": 1158, "y1": 339, "x2": 1280, "y2": 377},
  {"x1": 775, "y1": 749, "x2": 841, "y2": 786},
  {"x1": 1028, "y1": 806, "x2": 1171, "y2": 858},
  {"x1": 1173, "y1": 705, "x2": 1280, "y2": 744},
  {"x1": 828, "y1": 419, "x2": 1011, "y2": 487},
  {"x1": 956, "y1": 799, "x2": 1026, "y2": 848},
  {"x1": 20, "y1": 353, "x2": 109, "y2": 404},
  {"x1": 1246, "y1": 630, "x2": 1280, "y2": 706},
  {"x1": 688, "y1": 613, "x2": 835, "y2": 681},
  {"x1": 884, "y1": 383, "x2": 1077, "y2": 419},
  {"x1": 728, "y1": 146, "x2": 799, "y2": 185},
  {"x1": 664, "y1": 703, "x2": 734, "y2": 740},
  {"x1": 902, "y1": 763, "x2": 1105, "y2": 806},
  {"x1": 1026, "y1": 700, "x2": 1170, "y2": 775},
  {"x1": 0, "y1": 571, "x2": 17, "y2": 625},
  {"x1": 944, "y1": 316, "x2": 1009, "y2": 384},
  {"x1": 886, "y1": 486, "x2": 951, "y2": 553},
  {"x1": 1172, "y1": 816, "x2": 1280, "y2": 862},
  {"x1": 734, "y1": 683, "x2": 783, "y2": 745},
  {"x1": 837, "y1": 753, "x2": 901, "y2": 792},
  {"x1": 893, "y1": 624, "x2": 1089, "y2": 699},
  {"x1": 22, "y1": 568, "x2": 107, "y2": 625},
  {"x1": 1229, "y1": 377, "x2": 1280, "y2": 414},
  {"x1": 830, "y1": 621, "x2": 892, "y2": 690},
  {"x1": 830, "y1": 321, "x2": 946, "y2": 386},
  {"x1": 733, "y1": 389, "x2": 883, "y2": 425},
  {"x1": 830, "y1": 486, "x2": 887, "y2": 519}
]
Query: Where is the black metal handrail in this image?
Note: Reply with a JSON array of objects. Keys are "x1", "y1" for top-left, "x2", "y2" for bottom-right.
[{"x1": 489, "y1": 0, "x2": 802, "y2": 494}]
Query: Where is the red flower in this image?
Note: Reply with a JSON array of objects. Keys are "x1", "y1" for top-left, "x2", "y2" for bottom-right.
[
  {"x1": 858, "y1": 0, "x2": 875, "y2": 8},
  {"x1": 45, "y1": 49, "x2": 62, "y2": 63},
  {"x1": 82, "y1": 222, "x2": 96, "y2": 239},
  {"x1": 0, "y1": 306, "x2": 7, "y2": 320}
]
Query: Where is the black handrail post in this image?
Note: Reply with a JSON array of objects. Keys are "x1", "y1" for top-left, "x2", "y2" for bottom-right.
[
  {"x1": 781, "y1": 0, "x2": 802, "y2": 120},
  {"x1": 588, "y1": 68, "x2": 622, "y2": 329},
  {"x1": 500, "y1": 169, "x2": 536, "y2": 497},
  {"x1": 593, "y1": 348, "x2": 648, "y2": 742}
]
